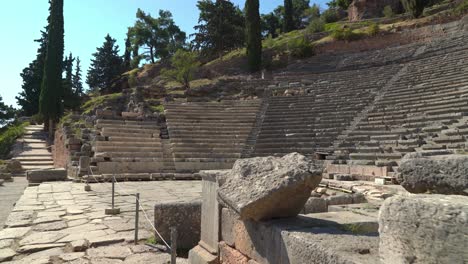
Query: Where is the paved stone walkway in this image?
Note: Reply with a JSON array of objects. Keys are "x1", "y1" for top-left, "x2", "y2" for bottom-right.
[
  {"x1": 0, "y1": 177, "x2": 28, "y2": 230},
  {"x1": 0, "y1": 181, "x2": 201, "y2": 263}
]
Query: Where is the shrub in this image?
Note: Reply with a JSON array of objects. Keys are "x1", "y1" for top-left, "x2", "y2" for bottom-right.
[
  {"x1": 128, "y1": 72, "x2": 137, "y2": 88},
  {"x1": 30, "y1": 113, "x2": 44, "y2": 125},
  {"x1": 321, "y1": 8, "x2": 340, "y2": 23},
  {"x1": 306, "y1": 18, "x2": 325, "y2": 33},
  {"x1": 331, "y1": 26, "x2": 358, "y2": 41},
  {"x1": 401, "y1": 0, "x2": 430, "y2": 18},
  {"x1": 383, "y1": 5, "x2": 395, "y2": 17},
  {"x1": 454, "y1": 0, "x2": 468, "y2": 15},
  {"x1": 367, "y1": 22, "x2": 380, "y2": 36},
  {"x1": 263, "y1": 34, "x2": 275, "y2": 49},
  {"x1": 161, "y1": 50, "x2": 201, "y2": 89},
  {"x1": 288, "y1": 37, "x2": 315, "y2": 58},
  {"x1": 0, "y1": 122, "x2": 28, "y2": 158}
]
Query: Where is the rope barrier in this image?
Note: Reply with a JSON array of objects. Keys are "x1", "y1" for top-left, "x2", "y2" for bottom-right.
[{"x1": 85, "y1": 166, "x2": 171, "y2": 249}]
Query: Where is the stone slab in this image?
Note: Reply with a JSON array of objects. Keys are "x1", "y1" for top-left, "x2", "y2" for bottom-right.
[{"x1": 154, "y1": 201, "x2": 201, "y2": 249}]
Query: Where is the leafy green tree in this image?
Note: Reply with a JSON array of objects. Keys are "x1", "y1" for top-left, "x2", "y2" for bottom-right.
[
  {"x1": 304, "y1": 3, "x2": 320, "y2": 22},
  {"x1": 73, "y1": 57, "x2": 83, "y2": 96},
  {"x1": 261, "y1": 12, "x2": 282, "y2": 37},
  {"x1": 128, "y1": 9, "x2": 186, "y2": 63},
  {"x1": 39, "y1": 0, "x2": 64, "y2": 137},
  {"x1": 0, "y1": 96, "x2": 15, "y2": 126},
  {"x1": 401, "y1": 0, "x2": 429, "y2": 18},
  {"x1": 161, "y1": 50, "x2": 201, "y2": 89},
  {"x1": 16, "y1": 30, "x2": 48, "y2": 116},
  {"x1": 327, "y1": 0, "x2": 351, "y2": 9},
  {"x1": 292, "y1": 0, "x2": 310, "y2": 28},
  {"x1": 245, "y1": 0, "x2": 262, "y2": 72},
  {"x1": 86, "y1": 34, "x2": 124, "y2": 93},
  {"x1": 192, "y1": 0, "x2": 245, "y2": 56},
  {"x1": 284, "y1": 0, "x2": 294, "y2": 32}
]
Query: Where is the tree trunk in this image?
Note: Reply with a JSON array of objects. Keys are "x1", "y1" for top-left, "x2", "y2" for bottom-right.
[{"x1": 48, "y1": 119, "x2": 55, "y2": 141}]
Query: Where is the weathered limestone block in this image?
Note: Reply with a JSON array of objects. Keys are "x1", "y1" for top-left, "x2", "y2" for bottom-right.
[
  {"x1": 218, "y1": 153, "x2": 323, "y2": 221},
  {"x1": 6, "y1": 160, "x2": 23, "y2": 173},
  {"x1": 27, "y1": 168, "x2": 67, "y2": 184},
  {"x1": 379, "y1": 195, "x2": 468, "y2": 264},
  {"x1": 154, "y1": 201, "x2": 201, "y2": 249},
  {"x1": 303, "y1": 197, "x2": 328, "y2": 214},
  {"x1": 219, "y1": 242, "x2": 249, "y2": 264},
  {"x1": 398, "y1": 154, "x2": 468, "y2": 195},
  {"x1": 221, "y1": 209, "x2": 380, "y2": 264},
  {"x1": 348, "y1": 0, "x2": 401, "y2": 21},
  {"x1": 188, "y1": 245, "x2": 219, "y2": 264}
]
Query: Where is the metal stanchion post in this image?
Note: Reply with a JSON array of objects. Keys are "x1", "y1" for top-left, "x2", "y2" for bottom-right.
[
  {"x1": 134, "y1": 193, "x2": 140, "y2": 245},
  {"x1": 105, "y1": 176, "x2": 120, "y2": 215},
  {"x1": 171, "y1": 227, "x2": 177, "y2": 264}
]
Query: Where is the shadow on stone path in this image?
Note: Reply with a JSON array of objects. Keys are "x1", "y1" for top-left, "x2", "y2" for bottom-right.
[{"x1": 0, "y1": 177, "x2": 28, "y2": 230}]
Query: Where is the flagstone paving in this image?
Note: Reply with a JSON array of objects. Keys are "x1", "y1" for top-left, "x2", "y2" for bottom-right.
[{"x1": 0, "y1": 181, "x2": 201, "y2": 263}]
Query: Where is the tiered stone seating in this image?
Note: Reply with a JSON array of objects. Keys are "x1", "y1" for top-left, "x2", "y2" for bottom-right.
[
  {"x1": 253, "y1": 64, "x2": 401, "y2": 157},
  {"x1": 164, "y1": 100, "x2": 261, "y2": 172},
  {"x1": 331, "y1": 48, "x2": 468, "y2": 179},
  {"x1": 92, "y1": 119, "x2": 168, "y2": 179}
]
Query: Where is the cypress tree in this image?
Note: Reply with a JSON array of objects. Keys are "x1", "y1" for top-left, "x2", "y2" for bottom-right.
[
  {"x1": 73, "y1": 57, "x2": 83, "y2": 96},
  {"x1": 123, "y1": 30, "x2": 132, "y2": 71},
  {"x1": 284, "y1": 0, "x2": 294, "y2": 32},
  {"x1": 245, "y1": 0, "x2": 262, "y2": 72},
  {"x1": 39, "y1": 0, "x2": 64, "y2": 138}
]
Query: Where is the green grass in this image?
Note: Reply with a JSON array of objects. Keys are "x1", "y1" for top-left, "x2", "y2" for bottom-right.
[
  {"x1": 150, "y1": 105, "x2": 165, "y2": 113},
  {"x1": 0, "y1": 122, "x2": 29, "y2": 159},
  {"x1": 81, "y1": 92, "x2": 123, "y2": 115}
]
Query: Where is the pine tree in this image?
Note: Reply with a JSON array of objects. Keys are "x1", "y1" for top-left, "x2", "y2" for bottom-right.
[
  {"x1": 39, "y1": 0, "x2": 64, "y2": 138},
  {"x1": 128, "y1": 9, "x2": 186, "y2": 63},
  {"x1": 72, "y1": 57, "x2": 83, "y2": 96},
  {"x1": 192, "y1": 0, "x2": 245, "y2": 57},
  {"x1": 245, "y1": 0, "x2": 262, "y2": 72},
  {"x1": 284, "y1": 0, "x2": 294, "y2": 32},
  {"x1": 86, "y1": 34, "x2": 124, "y2": 93},
  {"x1": 16, "y1": 30, "x2": 48, "y2": 116}
]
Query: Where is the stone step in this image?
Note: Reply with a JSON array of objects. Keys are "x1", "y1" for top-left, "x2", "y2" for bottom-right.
[
  {"x1": 22, "y1": 165, "x2": 55, "y2": 170},
  {"x1": 96, "y1": 161, "x2": 166, "y2": 174},
  {"x1": 349, "y1": 153, "x2": 402, "y2": 160},
  {"x1": 95, "y1": 142, "x2": 162, "y2": 148},
  {"x1": 95, "y1": 152, "x2": 163, "y2": 158},
  {"x1": 20, "y1": 161, "x2": 55, "y2": 166},
  {"x1": 433, "y1": 135, "x2": 465, "y2": 143},
  {"x1": 94, "y1": 146, "x2": 162, "y2": 152},
  {"x1": 101, "y1": 131, "x2": 157, "y2": 138},
  {"x1": 106, "y1": 136, "x2": 161, "y2": 143}
]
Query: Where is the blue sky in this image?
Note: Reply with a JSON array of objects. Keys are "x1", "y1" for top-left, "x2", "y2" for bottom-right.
[{"x1": 0, "y1": 0, "x2": 327, "y2": 108}]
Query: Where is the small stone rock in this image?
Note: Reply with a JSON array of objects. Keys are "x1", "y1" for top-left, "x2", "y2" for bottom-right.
[{"x1": 69, "y1": 239, "x2": 89, "y2": 252}]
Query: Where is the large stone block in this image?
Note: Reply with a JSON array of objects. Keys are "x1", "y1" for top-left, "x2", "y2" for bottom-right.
[
  {"x1": 218, "y1": 153, "x2": 323, "y2": 221},
  {"x1": 27, "y1": 169, "x2": 67, "y2": 184},
  {"x1": 154, "y1": 201, "x2": 201, "y2": 249},
  {"x1": 379, "y1": 195, "x2": 468, "y2": 264},
  {"x1": 398, "y1": 154, "x2": 468, "y2": 195},
  {"x1": 199, "y1": 170, "x2": 229, "y2": 254},
  {"x1": 221, "y1": 211, "x2": 379, "y2": 264}
]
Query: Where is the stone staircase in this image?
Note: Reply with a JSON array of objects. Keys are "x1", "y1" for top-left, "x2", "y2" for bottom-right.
[
  {"x1": 13, "y1": 125, "x2": 54, "y2": 171},
  {"x1": 164, "y1": 100, "x2": 261, "y2": 172}
]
